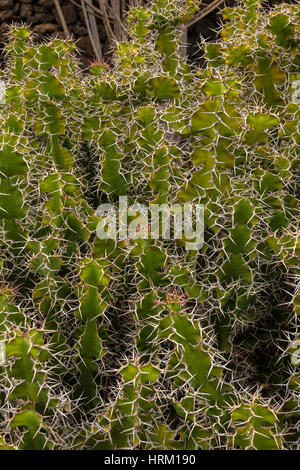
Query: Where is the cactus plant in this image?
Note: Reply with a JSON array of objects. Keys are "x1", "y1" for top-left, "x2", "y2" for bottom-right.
[{"x1": 0, "y1": 0, "x2": 299, "y2": 450}]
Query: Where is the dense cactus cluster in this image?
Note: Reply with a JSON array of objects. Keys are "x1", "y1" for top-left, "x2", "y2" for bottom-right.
[{"x1": 0, "y1": 0, "x2": 299, "y2": 450}]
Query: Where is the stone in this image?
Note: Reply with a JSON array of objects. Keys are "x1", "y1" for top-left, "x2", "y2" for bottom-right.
[
  {"x1": 13, "y1": 3, "x2": 20, "y2": 14},
  {"x1": 20, "y1": 4, "x2": 32, "y2": 18},
  {"x1": 51, "y1": 31, "x2": 66, "y2": 40},
  {"x1": 0, "y1": 10, "x2": 14, "y2": 21},
  {"x1": 0, "y1": 0, "x2": 14, "y2": 9},
  {"x1": 0, "y1": 22, "x2": 8, "y2": 34},
  {"x1": 61, "y1": 4, "x2": 77, "y2": 25},
  {"x1": 34, "y1": 23, "x2": 60, "y2": 34},
  {"x1": 33, "y1": 6, "x2": 45, "y2": 13},
  {"x1": 72, "y1": 24, "x2": 87, "y2": 36},
  {"x1": 27, "y1": 13, "x2": 49, "y2": 25},
  {"x1": 103, "y1": 42, "x2": 113, "y2": 57},
  {"x1": 77, "y1": 36, "x2": 94, "y2": 57},
  {"x1": 98, "y1": 24, "x2": 107, "y2": 42}
]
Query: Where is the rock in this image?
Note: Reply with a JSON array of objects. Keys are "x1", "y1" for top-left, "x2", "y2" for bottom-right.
[
  {"x1": 0, "y1": 10, "x2": 14, "y2": 21},
  {"x1": 34, "y1": 23, "x2": 60, "y2": 34},
  {"x1": 103, "y1": 42, "x2": 113, "y2": 57},
  {"x1": 20, "y1": 4, "x2": 32, "y2": 18},
  {"x1": 51, "y1": 31, "x2": 67, "y2": 40},
  {"x1": 0, "y1": 22, "x2": 8, "y2": 34},
  {"x1": 33, "y1": 6, "x2": 45, "y2": 13},
  {"x1": 77, "y1": 8, "x2": 85, "y2": 22},
  {"x1": 20, "y1": 0, "x2": 32, "y2": 4},
  {"x1": 77, "y1": 35, "x2": 94, "y2": 57},
  {"x1": 27, "y1": 13, "x2": 50, "y2": 25},
  {"x1": 98, "y1": 25, "x2": 107, "y2": 42},
  {"x1": 61, "y1": 4, "x2": 77, "y2": 25},
  {"x1": 13, "y1": 3, "x2": 20, "y2": 14},
  {"x1": 0, "y1": 0, "x2": 14, "y2": 9},
  {"x1": 72, "y1": 24, "x2": 87, "y2": 36}
]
